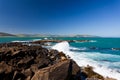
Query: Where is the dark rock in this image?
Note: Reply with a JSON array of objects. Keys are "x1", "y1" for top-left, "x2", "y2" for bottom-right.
[
  {"x1": 31, "y1": 60, "x2": 81, "y2": 80},
  {"x1": 81, "y1": 65, "x2": 104, "y2": 79},
  {"x1": 17, "y1": 57, "x2": 34, "y2": 69},
  {"x1": 0, "y1": 61, "x2": 14, "y2": 80},
  {"x1": 0, "y1": 42, "x2": 106, "y2": 80},
  {"x1": 12, "y1": 71, "x2": 26, "y2": 80},
  {"x1": 22, "y1": 68, "x2": 34, "y2": 80},
  {"x1": 31, "y1": 39, "x2": 92, "y2": 44}
]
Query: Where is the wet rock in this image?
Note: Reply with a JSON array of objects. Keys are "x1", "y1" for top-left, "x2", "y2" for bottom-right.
[{"x1": 81, "y1": 65, "x2": 104, "y2": 79}]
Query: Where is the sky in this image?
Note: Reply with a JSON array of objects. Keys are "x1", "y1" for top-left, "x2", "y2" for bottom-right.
[{"x1": 0, "y1": 0, "x2": 120, "y2": 37}]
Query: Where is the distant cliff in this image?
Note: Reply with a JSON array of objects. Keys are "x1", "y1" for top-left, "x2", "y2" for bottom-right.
[
  {"x1": 0, "y1": 32, "x2": 15, "y2": 37},
  {"x1": 0, "y1": 32, "x2": 99, "y2": 37}
]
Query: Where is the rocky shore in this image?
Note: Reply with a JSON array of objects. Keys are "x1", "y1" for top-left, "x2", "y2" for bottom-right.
[
  {"x1": 0, "y1": 42, "x2": 116, "y2": 80},
  {"x1": 31, "y1": 40, "x2": 92, "y2": 44}
]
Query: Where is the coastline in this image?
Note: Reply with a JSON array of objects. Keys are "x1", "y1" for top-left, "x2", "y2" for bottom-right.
[{"x1": 0, "y1": 42, "x2": 117, "y2": 80}]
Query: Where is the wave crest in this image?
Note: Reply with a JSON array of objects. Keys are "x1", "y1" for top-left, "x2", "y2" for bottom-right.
[{"x1": 51, "y1": 41, "x2": 120, "y2": 80}]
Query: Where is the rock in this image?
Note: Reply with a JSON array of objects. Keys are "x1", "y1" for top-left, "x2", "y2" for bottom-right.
[
  {"x1": 104, "y1": 77, "x2": 117, "y2": 80},
  {"x1": 22, "y1": 68, "x2": 34, "y2": 80},
  {"x1": 0, "y1": 61, "x2": 12, "y2": 74},
  {"x1": 81, "y1": 65, "x2": 104, "y2": 79},
  {"x1": 12, "y1": 51, "x2": 21, "y2": 56},
  {"x1": 34, "y1": 57, "x2": 51, "y2": 69},
  {"x1": 31, "y1": 60, "x2": 81, "y2": 80},
  {"x1": 0, "y1": 42, "x2": 108, "y2": 80},
  {"x1": 17, "y1": 57, "x2": 34, "y2": 68},
  {"x1": 26, "y1": 76, "x2": 31, "y2": 80},
  {"x1": 0, "y1": 61, "x2": 14, "y2": 80},
  {"x1": 12, "y1": 71, "x2": 26, "y2": 80},
  {"x1": 30, "y1": 64, "x2": 39, "y2": 73}
]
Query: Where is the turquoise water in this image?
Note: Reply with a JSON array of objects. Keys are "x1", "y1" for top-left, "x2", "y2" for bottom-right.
[
  {"x1": 0, "y1": 37, "x2": 120, "y2": 55},
  {"x1": 0, "y1": 37, "x2": 120, "y2": 78},
  {"x1": 0, "y1": 37, "x2": 42, "y2": 43}
]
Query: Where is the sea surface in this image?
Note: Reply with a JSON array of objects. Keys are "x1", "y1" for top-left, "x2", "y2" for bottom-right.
[{"x1": 0, "y1": 37, "x2": 120, "y2": 79}]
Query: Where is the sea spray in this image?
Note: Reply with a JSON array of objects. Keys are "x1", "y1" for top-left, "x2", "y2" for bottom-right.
[
  {"x1": 51, "y1": 41, "x2": 120, "y2": 80},
  {"x1": 52, "y1": 41, "x2": 69, "y2": 53}
]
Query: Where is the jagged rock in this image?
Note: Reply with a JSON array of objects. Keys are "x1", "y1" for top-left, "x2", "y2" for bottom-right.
[
  {"x1": 31, "y1": 40, "x2": 92, "y2": 44},
  {"x1": 21, "y1": 68, "x2": 34, "y2": 80},
  {"x1": 0, "y1": 61, "x2": 13, "y2": 80},
  {"x1": 0, "y1": 42, "x2": 110, "y2": 80},
  {"x1": 12, "y1": 71, "x2": 26, "y2": 80},
  {"x1": 31, "y1": 60, "x2": 81, "y2": 80},
  {"x1": 0, "y1": 61, "x2": 12, "y2": 74},
  {"x1": 105, "y1": 77, "x2": 117, "y2": 80},
  {"x1": 17, "y1": 57, "x2": 34, "y2": 69},
  {"x1": 81, "y1": 65, "x2": 104, "y2": 79}
]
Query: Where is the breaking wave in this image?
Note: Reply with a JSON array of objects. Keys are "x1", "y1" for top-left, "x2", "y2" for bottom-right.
[{"x1": 51, "y1": 41, "x2": 120, "y2": 80}]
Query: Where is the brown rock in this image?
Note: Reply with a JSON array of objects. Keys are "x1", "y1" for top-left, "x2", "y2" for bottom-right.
[
  {"x1": 0, "y1": 61, "x2": 14, "y2": 80},
  {"x1": 12, "y1": 71, "x2": 26, "y2": 80},
  {"x1": 81, "y1": 65, "x2": 104, "y2": 79},
  {"x1": 104, "y1": 77, "x2": 117, "y2": 80},
  {"x1": 0, "y1": 42, "x2": 108, "y2": 80},
  {"x1": 17, "y1": 57, "x2": 34, "y2": 69},
  {"x1": 31, "y1": 60, "x2": 81, "y2": 80}
]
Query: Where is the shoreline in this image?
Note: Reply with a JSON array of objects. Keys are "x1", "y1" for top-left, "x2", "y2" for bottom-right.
[{"x1": 0, "y1": 42, "x2": 117, "y2": 80}]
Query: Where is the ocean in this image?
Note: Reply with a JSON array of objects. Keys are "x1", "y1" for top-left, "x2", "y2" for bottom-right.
[{"x1": 0, "y1": 37, "x2": 120, "y2": 79}]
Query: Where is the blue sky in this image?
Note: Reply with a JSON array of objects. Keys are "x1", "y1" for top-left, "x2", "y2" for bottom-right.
[{"x1": 0, "y1": 0, "x2": 120, "y2": 37}]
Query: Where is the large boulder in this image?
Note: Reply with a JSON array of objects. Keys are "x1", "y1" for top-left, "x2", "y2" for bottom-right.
[{"x1": 31, "y1": 60, "x2": 80, "y2": 80}]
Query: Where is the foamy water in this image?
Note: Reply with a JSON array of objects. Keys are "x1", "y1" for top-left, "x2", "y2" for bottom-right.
[
  {"x1": 32, "y1": 39, "x2": 42, "y2": 41},
  {"x1": 52, "y1": 41, "x2": 120, "y2": 80},
  {"x1": 12, "y1": 40, "x2": 30, "y2": 42}
]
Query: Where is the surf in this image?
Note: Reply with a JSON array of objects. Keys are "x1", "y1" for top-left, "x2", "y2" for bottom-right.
[{"x1": 51, "y1": 41, "x2": 120, "y2": 80}]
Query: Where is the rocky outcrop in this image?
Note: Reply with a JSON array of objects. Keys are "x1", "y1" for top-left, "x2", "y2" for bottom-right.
[
  {"x1": 32, "y1": 40, "x2": 92, "y2": 44},
  {"x1": 0, "y1": 42, "x2": 113, "y2": 80},
  {"x1": 31, "y1": 60, "x2": 80, "y2": 80}
]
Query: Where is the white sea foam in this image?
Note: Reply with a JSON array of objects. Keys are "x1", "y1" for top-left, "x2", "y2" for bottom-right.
[
  {"x1": 51, "y1": 41, "x2": 120, "y2": 80},
  {"x1": 89, "y1": 40, "x2": 97, "y2": 42},
  {"x1": 44, "y1": 37, "x2": 48, "y2": 40},
  {"x1": 69, "y1": 47, "x2": 87, "y2": 51},
  {"x1": 32, "y1": 39, "x2": 41, "y2": 41},
  {"x1": 52, "y1": 41, "x2": 69, "y2": 52},
  {"x1": 74, "y1": 40, "x2": 97, "y2": 43},
  {"x1": 12, "y1": 40, "x2": 29, "y2": 42}
]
